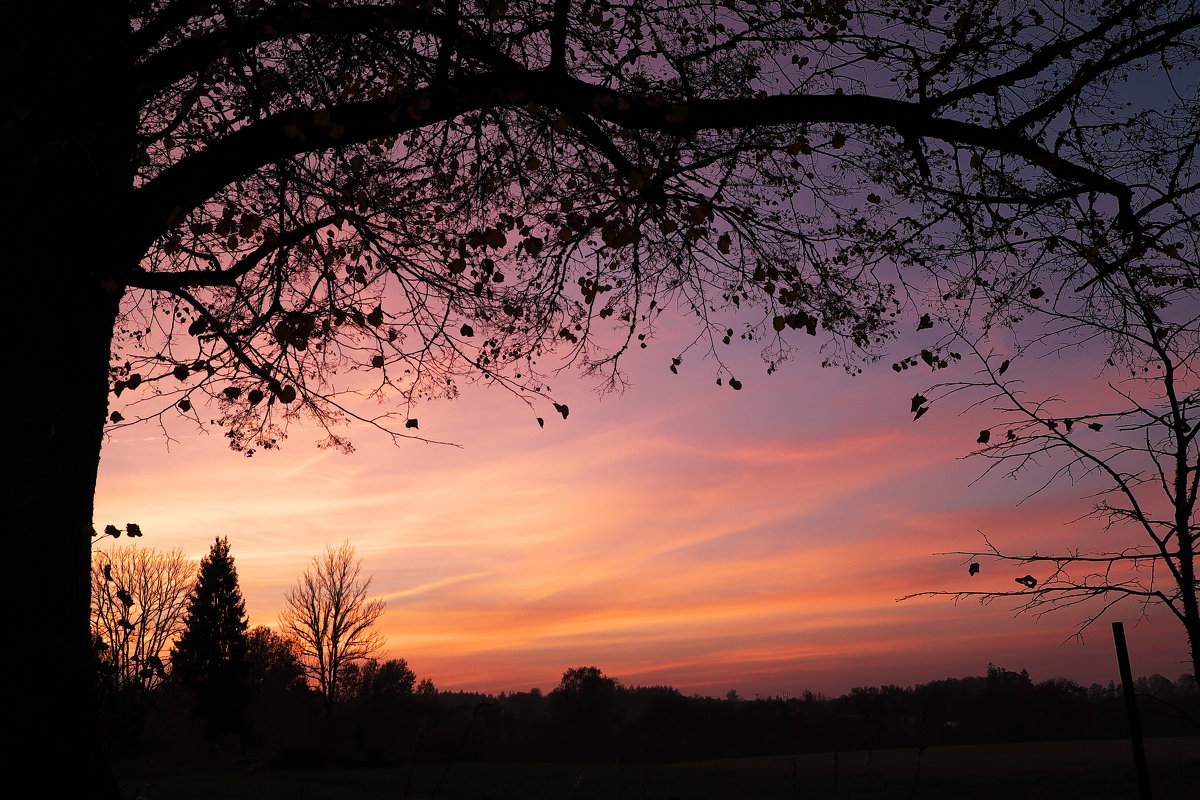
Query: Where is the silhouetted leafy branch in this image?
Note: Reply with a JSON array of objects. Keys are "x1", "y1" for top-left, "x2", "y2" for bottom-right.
[{"x1": 902, "y1": 260, "x2": 1199, "y2": 676}]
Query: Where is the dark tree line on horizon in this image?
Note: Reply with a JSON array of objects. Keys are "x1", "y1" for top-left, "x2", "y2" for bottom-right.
[
  {"x1": 103, "y1": 660, "x2": 1198, "y2": 771},
  {"x1": 93, "y1": 540, "x2": 1199, "y2": 771}
]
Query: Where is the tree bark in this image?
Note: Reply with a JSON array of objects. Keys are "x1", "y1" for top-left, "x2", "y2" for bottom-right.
[{"x1": 4, "y1": 2, "x2": 134, "y2": 796}]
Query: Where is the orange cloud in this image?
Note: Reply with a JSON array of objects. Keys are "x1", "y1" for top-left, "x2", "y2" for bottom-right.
[{"x1": 94, "y1": 332, "x2": 1192, "y2": 698}]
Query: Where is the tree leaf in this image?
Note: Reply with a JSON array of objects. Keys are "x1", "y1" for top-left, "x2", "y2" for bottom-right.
[
  {"x1": 277, "y1": 385, "x2": 297, "y2": 404},
  {"x1": 910, "y1": 393, "x2": 928, "y2": 413},
  {"x1": 109, "y1": 411, "x2": 125, "y2": 423},
  {"x1": 554, "y1": 403, "x2": 569, "y2": 419},
  {"x1": 917, "y1": 314, "x2": 932, "y2": 331},
  {"x1": 977, "y1": 429, "x2": 990, "y2": 444},
  {"x1": 405, "y1": 419, "x2": 418, "y2": 429},
  {"x1": 173, "y1": 364, "x2": 190, "y2": 381},
  {"x1": 998, "y1": 359, "x2": 1010, "y2": 375}
]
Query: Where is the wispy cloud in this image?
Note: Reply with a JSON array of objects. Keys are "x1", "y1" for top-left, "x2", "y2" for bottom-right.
[{"x1": 95, "y1": 331, "x2": 1190, "y2": 696}]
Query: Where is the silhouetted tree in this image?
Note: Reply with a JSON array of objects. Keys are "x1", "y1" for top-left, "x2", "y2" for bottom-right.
[
  {"x1": 279, "y1": 541, "x2": 386, "y2": 715},
  {"x1": 170, "y1": 537, "x2": 250, "y2": 738},
  {"x1": 246, "y1": 625, "x2": 308, "y2": 696},
  {"x1": 11, "y1": 3, "x2": 1199, "y2": 791},
  {"x1": 904, "y1": 250, "x2": 1200, "y2": 679},
  {"x1": 92, "y1": 545, "x2": 195, "y2": 693},
  {"x1": 340, "y1": 657, "x2": 417, "y2": 707},
  {"x1": 337, "y1": 657, "x2": 417, "y2": 759},
  {"x1": 415, "y1": 677, "x2": 439, "y2": 700},
  {"x1": 244, "y1": 625, "x2": 313, "y2": 750},
  {"x1": 550, "y1": 666, "x2": 621, "y2": 759}
]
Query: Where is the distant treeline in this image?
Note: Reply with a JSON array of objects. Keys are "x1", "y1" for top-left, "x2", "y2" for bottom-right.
[{"x1": 104, "y1": 661, "x2": 1197, "y2": 768}]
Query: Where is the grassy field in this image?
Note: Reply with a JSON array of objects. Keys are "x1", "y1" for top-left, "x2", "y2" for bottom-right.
[{"x1": 118, "y1": 736, "x2": 1198, "y2": 800}]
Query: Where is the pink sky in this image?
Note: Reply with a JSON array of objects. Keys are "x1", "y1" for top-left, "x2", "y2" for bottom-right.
[{"x1": 94, "y1": 316, "x2": 1192, "y2": 697}]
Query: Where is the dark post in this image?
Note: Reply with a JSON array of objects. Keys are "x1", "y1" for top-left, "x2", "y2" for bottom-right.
[{"x1": 1111, "y1": 621, "x2": 1152, "y2": 800}]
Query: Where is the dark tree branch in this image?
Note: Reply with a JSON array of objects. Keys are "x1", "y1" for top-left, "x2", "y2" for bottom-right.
[
  {"x1": 135, "y1": 3, "x2": 445, "y2": 96},
  {"x1": 129, "y1": 214, "x2": 337, "y2": 290},
  {"x1": 133, "y1": 71, "x2": 1140, "y2": 255},
  {"x1": 928, "y1": 4, "x2": 1186, "y2": 114},
  {"x1": 131, "y1": 0, "x2": 217, "y2": 57},
  {"x1": 548, "y1": 0, "x2": 571, "y2": 74},
  {"x1": 131, "y1": 75, "x2": 508, "y2": 250},
  {"x1": 433, "y1": 0, "x2": 461, "y2": 88},
  {"x1": 1004, "y1": 14, "x2": 1200, "y2": 133}
]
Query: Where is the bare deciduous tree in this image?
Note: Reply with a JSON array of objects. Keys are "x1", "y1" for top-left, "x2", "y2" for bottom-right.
[
  {"x1": 279, "y1": 541, "x2": 386, "y2": 714},
  {"x1": 91, "y1": 545, "x2": 195, "y2": 692}
]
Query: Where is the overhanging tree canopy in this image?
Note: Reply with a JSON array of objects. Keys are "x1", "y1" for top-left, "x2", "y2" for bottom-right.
[
  {"x1": 106, "y1": 0, "x2": 1196, "y2": 450},
  {"x1": 5, "y1": 1, "x2": 1197, "y2": 794}
]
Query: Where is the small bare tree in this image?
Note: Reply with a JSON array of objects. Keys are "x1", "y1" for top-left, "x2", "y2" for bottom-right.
[
  {"x1": 278, "y1": 541, "x2": 386, "y2": 714},
  {"x1": 91, "y1": 545, "x2": 195, "y2": 692}
]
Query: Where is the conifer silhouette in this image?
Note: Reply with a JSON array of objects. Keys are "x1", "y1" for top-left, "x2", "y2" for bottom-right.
[{"x1": 171, "y1": 537, "x2": 250, "y2": 738}]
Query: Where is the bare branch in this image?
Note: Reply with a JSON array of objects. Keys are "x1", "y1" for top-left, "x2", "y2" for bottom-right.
[{"x1": 278, "y1": 541, "x2": 386, "y2": 714}]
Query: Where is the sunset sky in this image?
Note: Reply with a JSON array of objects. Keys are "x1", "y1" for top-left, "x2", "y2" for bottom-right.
[{"x1": 94, "y1": 314, "x2": 1192, "y2": 698}]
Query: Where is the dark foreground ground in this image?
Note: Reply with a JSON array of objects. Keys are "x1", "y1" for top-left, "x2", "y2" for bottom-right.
[{"x1": 117, "y1": 736, "x2": 1198, "y2": 799}]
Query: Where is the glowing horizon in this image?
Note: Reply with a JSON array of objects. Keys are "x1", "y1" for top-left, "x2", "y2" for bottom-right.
[{"x1": 94, "y1": 325, "x2": 1193, "y2": 698}]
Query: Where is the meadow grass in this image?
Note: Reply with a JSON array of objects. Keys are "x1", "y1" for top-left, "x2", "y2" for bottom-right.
[{"x1": 118, "y1": 736, "x2": 1198, "y2": 800}]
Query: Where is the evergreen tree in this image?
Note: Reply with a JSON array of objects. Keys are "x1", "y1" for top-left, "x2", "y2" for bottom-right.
[{"x1": 171, "y1": 537, "x2": 250, "y2": 738}]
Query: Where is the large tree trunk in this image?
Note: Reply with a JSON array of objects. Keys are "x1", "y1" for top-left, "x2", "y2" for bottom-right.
[{"x1": 5, "y1": 3, "x2": 134, "y2": 797}]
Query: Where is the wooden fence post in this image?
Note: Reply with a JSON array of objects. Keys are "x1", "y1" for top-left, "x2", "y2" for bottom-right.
[{"x1": 1112, "y1": 621, "x2": 1152, "y2": 800}]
